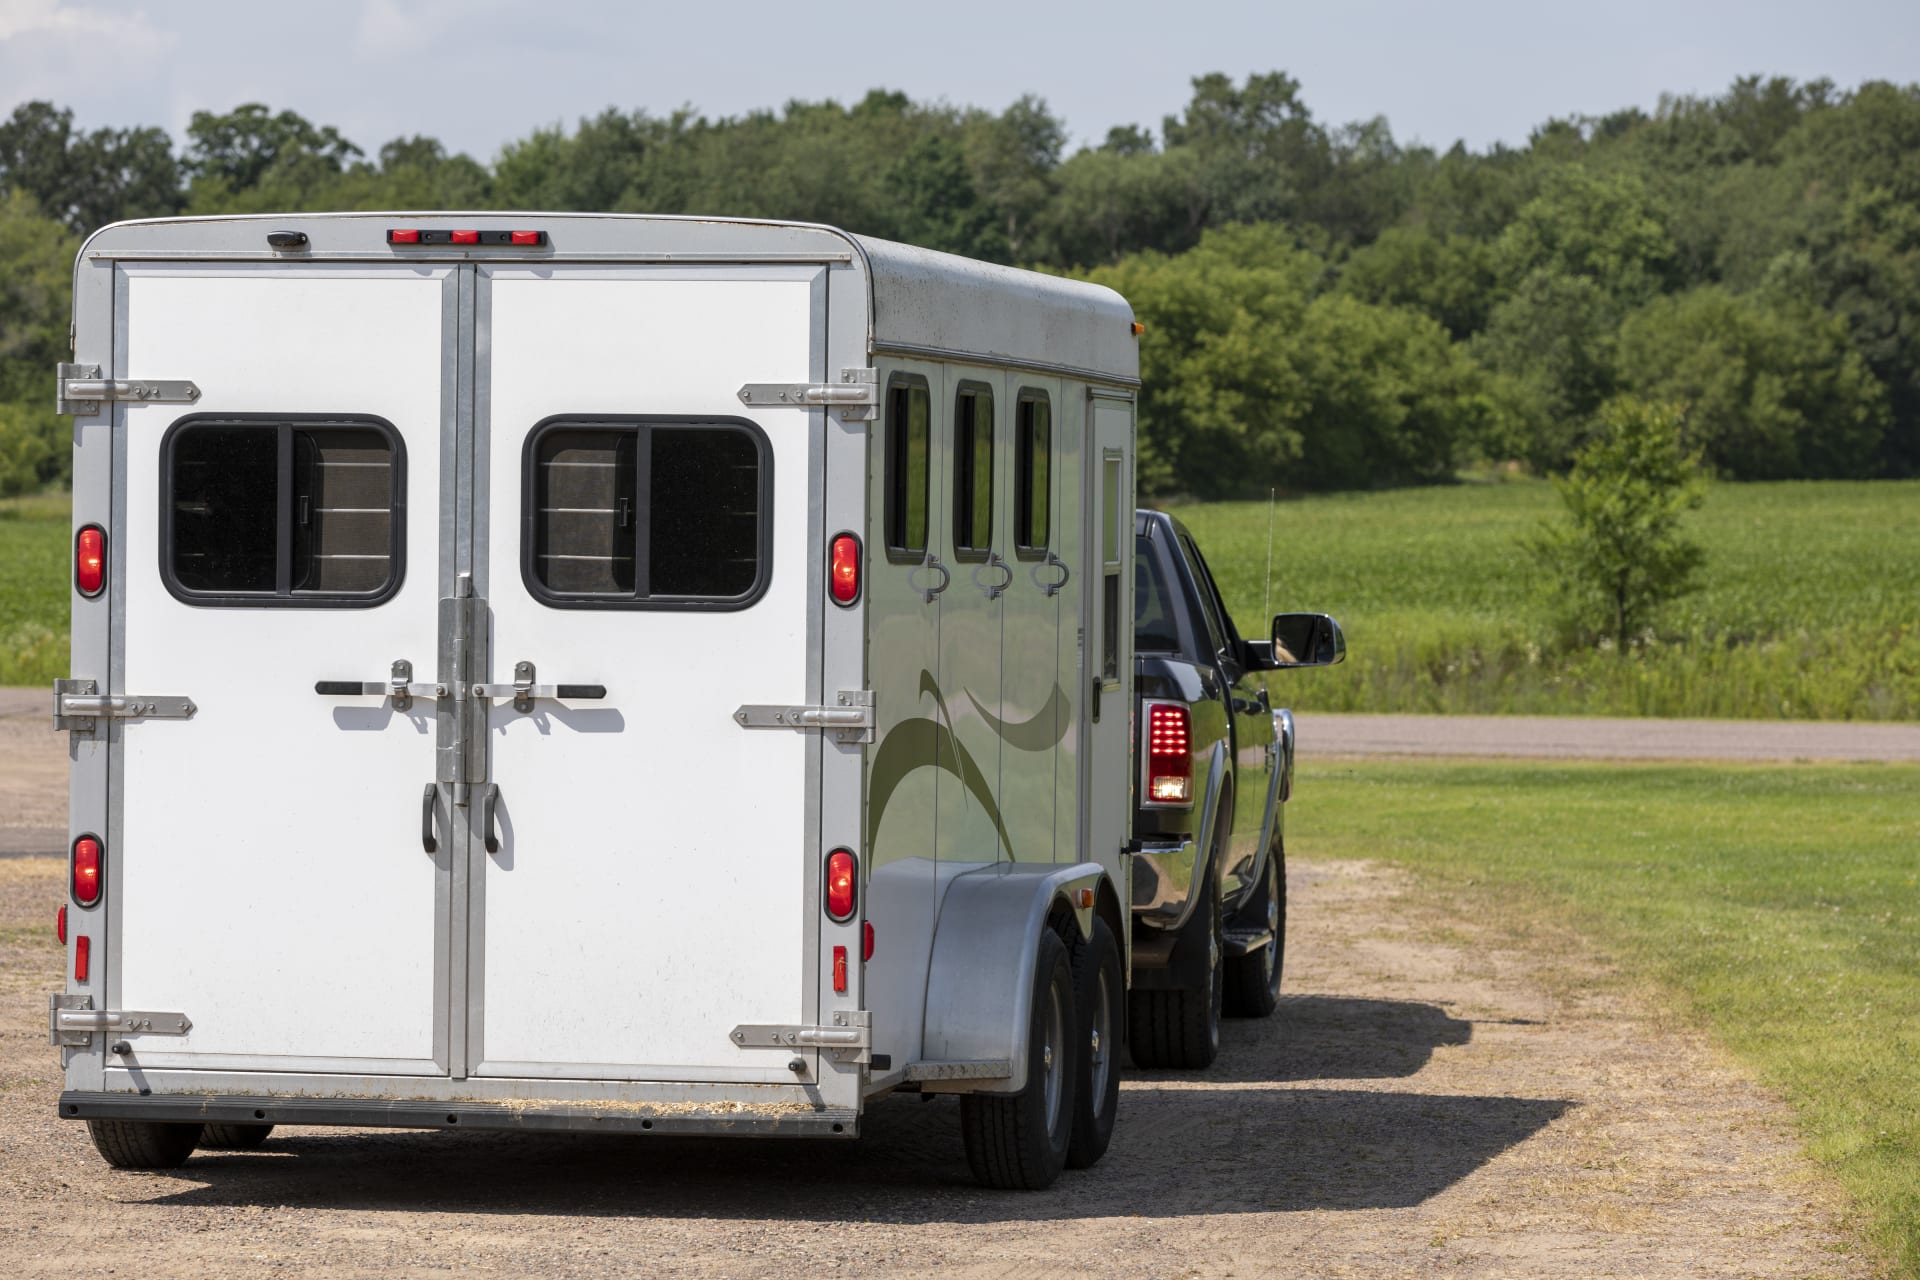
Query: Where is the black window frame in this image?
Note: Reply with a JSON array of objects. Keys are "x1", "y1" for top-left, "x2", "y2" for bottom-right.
[
  {"x1": 158, "y1": 413, "x2": 407, "y2": 609},
  {"x1": 882, "y1": 374, "x2": 931, "y2": 564},
  {"x1": 520, "y1": 414, "x2": 774, "y2": 613},
  {"x1": 1013, "y1": 388, "x2": 1051, "y2": 561},
  {"x1": 951, "y1": 380, "x2": 995, "y2": 563}
]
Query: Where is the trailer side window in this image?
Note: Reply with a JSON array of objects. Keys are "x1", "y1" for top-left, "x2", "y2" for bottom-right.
[
  {"x1": 162, "y1": 416, "x2": 404, "y2": 607},
  {"x1": 884, "y1": 378, "x2": 930, "y2": 558},
  {"x1": 1014, "y1": 391, "x2": 1050, "y2": 557},
  {"x1": 525, "y1": 418, "x2": 770, "y2": 611},
  {"x1": 952, "y1": 383, "x2": 994, "y2": 559}
]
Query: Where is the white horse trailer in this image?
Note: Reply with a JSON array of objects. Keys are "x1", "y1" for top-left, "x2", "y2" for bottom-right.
[{"x1": 50, "y1": 213, "x2": 1138, "y2": 1189}]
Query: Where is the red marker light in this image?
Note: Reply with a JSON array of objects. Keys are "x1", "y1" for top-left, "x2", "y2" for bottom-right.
[
  {"x1": 74, "y1": 935, "x2": 90, "y2": 982},
  {"x1": 862, "y1": 920, "x2": 875, "y2": 962},
  {"x1": 832, "y1": 945, "x2": 848, "y2": 993},
  {"x1": 71, "y1": 836, "x2": 102, "y2": 907},
  {"x1": 75, "y1": 526, "x2": 105, "y2": 597},
  {"x1": 825, "y1": 848, "x2": 856, "y2": 921},
  {"x1": 511, "y1": 230, "x2": 542, "y2": 245},
  {"x1": 387, "y1": 229, "x2": 421, "y2": 244},
  {"x1": 56, "y1": 905, "x2": 67, "y2": 945},
  {"x1": 829, "y1": 533, "x2": 860, "y2": 606},
  {"x1": 451, "y1": 230, "x2": 480, "y2": 245}
]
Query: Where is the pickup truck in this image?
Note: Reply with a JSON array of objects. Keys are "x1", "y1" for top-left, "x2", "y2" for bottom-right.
[{"x1": 1127, "y1": 510, "x2": 1346, "y2": 1068}]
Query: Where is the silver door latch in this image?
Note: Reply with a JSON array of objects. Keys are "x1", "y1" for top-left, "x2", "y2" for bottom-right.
[
  {"x1": 731, "y1": 1010, "x2": 872, "y2": 1064},
  {"x1": 737, "y1": 368, "x2": 877, "y2": 421},
  {"x1": 56, "y1": 363, "x2": 202, "y2": 416},
  {"x1": 471, "y1": 661, "x2": 608, "y2": 714},
  {"x1": 53, "y1": 679, "x2": 196, "y2": 734},
  {"x1": 50, "y1": 994, "x2": 192, "y2": 1047},
  {"x1": 313, "y1": 659, "x2": 445, "y2": 712},
  {"x1": 733, "y1": 690, "x2": 874, "y2": 744}
]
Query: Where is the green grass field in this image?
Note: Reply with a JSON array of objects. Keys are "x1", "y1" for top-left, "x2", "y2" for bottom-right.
[
  {"x1": 1173, "y1": 478, "x2": 1920, "y2": 719},
  {"x1": 0, "y1": 493, "x2": 70, "y2": 687},
  {"x1": 1293, "y1": 759, "x2": 1920, "y2": 1278}
]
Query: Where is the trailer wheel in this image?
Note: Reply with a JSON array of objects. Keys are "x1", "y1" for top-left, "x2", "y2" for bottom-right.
[
  {"x1": 960, "y1": 929, "x2": 1077, "y2": 1190},
  {"x1": 1224, "y1": 850, "x2": 1286, "y2": 1018},
  {"x1": 1066, "y1": 917, "x2": 1123, "y2": 1169},
  {"x1": 201, "y1": 1122, "x2": 275, "y2": 1150},
  {"x1": 86, "y1": 1119, "x2": 202, "y2": 1169},
  {"x1": 1127, "y1": 873, "x2": 1222, "y2": 1070}
]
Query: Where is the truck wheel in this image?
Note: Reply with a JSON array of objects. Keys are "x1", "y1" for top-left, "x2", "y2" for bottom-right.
[
  {"x1": 1127, "y1": 875, "x2": 1223, "y2": 1070},
  {"x1": 1066, "y1": 918, "x2": 1123, "y2": 1169},
  {"x1": 201, "y1": 1122, "x2": 275, "y2": 1150},
  {"x1": 961, "y1": 929, "x2": 1077, "y2": 1190},
  {"x1": 1224, "y1": 850, "x2": 1286, "y2": 1018},
  {"x1": 86, "y1": 1119, "x2": 203, "y2": 1169}
]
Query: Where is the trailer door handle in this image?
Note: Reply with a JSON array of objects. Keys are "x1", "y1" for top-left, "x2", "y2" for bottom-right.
[
  {"x1": 472, "y1": 662, "x2": 608, "y2": 713},
  {"x1": 421, "y1": 784, "x2": 438, "y2": 854},
  {"x1": 314, "y1": 659, "x2": 445, "y2": 712},
  {"x1": 481, "y1": 784, "x2": 501, "y2": 855}
]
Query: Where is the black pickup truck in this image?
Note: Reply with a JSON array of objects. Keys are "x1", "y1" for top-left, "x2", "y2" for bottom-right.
[{"x1": 1127, "y1": 510, "x2": 1346, "y2": 1069}]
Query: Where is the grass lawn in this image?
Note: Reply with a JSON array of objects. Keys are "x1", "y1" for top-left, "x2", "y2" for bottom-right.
[
  {"x1": 0, "y1": 492, "x2": 69, "y2": 687},
  {"x1": 1172, "y1": 478, "x2": 1920, "y2": 719},
  {"x1": 1292, "y1": 758, "x2": 1920, "y2": 1277}
]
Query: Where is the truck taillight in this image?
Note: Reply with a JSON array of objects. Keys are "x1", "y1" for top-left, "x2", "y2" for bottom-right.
[
  {"x1": 825, "y1": 848, "x2": 857, "y2": 921},
  {"x1": 1145, "y1": 702, "x2": 1192, "y2": 804},
  {"x1": 71, "y1": 836, "x2": 102, "y2": 907},
  {"x1": 75, "y1": 525, "x2": 105, "y2": 597},
  {"x1": 829, "y1": 533, "x2": 860, "y2": 606}
]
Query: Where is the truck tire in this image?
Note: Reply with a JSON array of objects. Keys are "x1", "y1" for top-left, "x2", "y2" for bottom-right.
[
  {"x1": 1066, "y1": 918, "x2": 1123, "y2": 1169},
  {"x1": 201, "y1": 1122, "x2": 275, "y2": 1150},
  {"x1": 1127, "y1": 873, "x2": 1223, "y2": 1070},
  {"x1": 961, "y1": 929, "x2": 1077, "y2": 1190},
  {"x1": 1224, "y1": 849, "x2": 1285, "y2": 1018},
  {"x1": 86, "y1": 1119, "x2": 202, "y2": 1169}
]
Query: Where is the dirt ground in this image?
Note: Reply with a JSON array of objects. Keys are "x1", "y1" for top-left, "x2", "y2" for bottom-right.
[{"x1": 0, "y1": 853, "x2": 1870, "y2": 1278}]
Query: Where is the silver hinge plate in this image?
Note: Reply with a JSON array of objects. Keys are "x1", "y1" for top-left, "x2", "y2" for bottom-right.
[
  {"x1": 53, "y1": 679, "x2": 197, "y2": 734},
  {"x1": 57, "y1": 363, "x2": 202, "y2": 416},
  {"x1": 49, "y1": 994, "x2": 193, "y2": 1046},
  {"x1": 736, "y1": 367, "x2": 877, "y2": 421},
  {"x1": 733, "y1": 690, "x2": 874, "y2": 744},
  {"x1": 731, "y1": 1010, "x2": 872, "y2": 1064}
]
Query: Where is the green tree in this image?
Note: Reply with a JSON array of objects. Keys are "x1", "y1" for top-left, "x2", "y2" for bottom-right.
[
  {"x1": 1523, "y1": 399, "x2": 1708, "y2": 649},
  {"x1": 0, "y1": 194, "x2": 78, "y2": 491}
]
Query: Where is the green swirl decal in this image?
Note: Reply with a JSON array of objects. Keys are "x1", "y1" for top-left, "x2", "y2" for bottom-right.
[
  {"x1": 964, "y1": 683, "x2": 1070, "y2": 754},
  {"x1": 865, "y1": 671, "x2": 1013, "y2": 860}
]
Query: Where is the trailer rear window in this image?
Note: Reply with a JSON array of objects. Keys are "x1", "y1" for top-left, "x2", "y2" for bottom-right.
[
  {"x1": 162, "y1": 416, "x2": 405, "y2": 607},
  {"x1": 524, "y1": 417, "x2": 770, "y2": 610}
]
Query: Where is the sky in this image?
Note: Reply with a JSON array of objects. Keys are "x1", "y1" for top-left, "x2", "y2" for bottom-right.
[{"x1": 2, "y1": 0, "x2": 1916, "y2": 162}]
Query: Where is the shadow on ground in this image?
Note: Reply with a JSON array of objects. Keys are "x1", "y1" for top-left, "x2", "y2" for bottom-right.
[{"x1": 130, "y1": 999, "x2": 1567, "y2": 1224}]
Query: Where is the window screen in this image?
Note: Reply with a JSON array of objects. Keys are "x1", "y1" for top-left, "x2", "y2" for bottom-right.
[
  {"x1": 884, "y1": 379, "x2": 930, "y2": 558},
  {"x1": 164, "y1": 417, "x2": 403, "y2": 606},
  {"x1": 1015, "y1": 392, "x2": 1050, "y2": 556},
  {"x1": 525, "y1": 418, "x2": 770, "y2": 610},
  {"x1": 953, "y1": 385, "x2": 993, "y2": 558}
]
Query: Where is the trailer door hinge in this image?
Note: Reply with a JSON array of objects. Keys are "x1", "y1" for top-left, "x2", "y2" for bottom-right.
[
  {"x1": 53, "y1": 679, "x2": 196, "y2": 734},
  {"x1": 736, "y1": 368, "x2": 877, "y2": 421},
  {"x1": 50, "y1": 994, "x2": 192, "y2": 1047},
  {"x1": 733, "y1": 690, "x2": 874, "y2": 744},
  {"x1": 57, "y1": 363, "x2": 201, "y2": 416},
  {"x1": 731, "y1": 1010, "x2": 872, "y2": 1064}
]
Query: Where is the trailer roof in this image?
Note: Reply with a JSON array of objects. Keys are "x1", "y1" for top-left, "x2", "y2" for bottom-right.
[{"x1": 76, "y1": 212, "x2": 1140, "y2": 386}]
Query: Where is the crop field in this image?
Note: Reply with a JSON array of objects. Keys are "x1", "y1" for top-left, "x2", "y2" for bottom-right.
[
  {"x1": 1174, "y1": 478, "x2": 1920, "y2": 719},
  {"x1": 1292, "y1": 757, "x2": 1920, "y2": 1277}
]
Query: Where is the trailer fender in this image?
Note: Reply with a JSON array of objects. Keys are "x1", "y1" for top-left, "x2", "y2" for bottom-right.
[{"x1": 919, "y1": 861, "x2": 1106, "y2": 1095}]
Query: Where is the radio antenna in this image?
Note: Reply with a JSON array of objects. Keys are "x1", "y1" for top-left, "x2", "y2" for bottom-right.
[{"x1": 1263, "y1": 487, "x2": 1277, "y2": 623}]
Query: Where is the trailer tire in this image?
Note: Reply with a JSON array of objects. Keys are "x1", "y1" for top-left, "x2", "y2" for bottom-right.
[
  {"x1": 1224, "y1": 849, "x2": 1285, "y2": 1018},
  {"x1": 86, "y1": 1119, "x2": 202, "y2": 1169},
  {"x1": 201, "y1": 1122, "x2": 275, "y2": 1150},
  {"x1": 1066, "y1": 917, "x2": 1123, "y2": 1169},
  {"x1": 960, "y1": 929, "x2": 1077, "y2": 1190},
  {"x1": 1127, "y1": 873, "x2": 1222, "y2": 1070}
]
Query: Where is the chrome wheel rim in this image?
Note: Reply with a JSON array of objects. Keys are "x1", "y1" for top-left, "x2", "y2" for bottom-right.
[
  {"x1": 1089, "y1": 968, "x2": 1113, "y2": 1106},
  {"x1": 1042, "y1": 981, "x2": 1066, "y2": 1133}
]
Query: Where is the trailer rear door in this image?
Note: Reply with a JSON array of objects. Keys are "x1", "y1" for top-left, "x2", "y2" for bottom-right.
[
  {"x1": 113, "y1": 264, "x2": 452, "y2": 1073},
  {"x1": 470, "y1": 266, "x2": 824, "y2": 1081}
]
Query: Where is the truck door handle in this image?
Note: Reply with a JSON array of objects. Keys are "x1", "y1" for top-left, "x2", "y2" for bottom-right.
[
  {"x1": 315, "y1": 659, "x2": 445, "y2": 712},
  {"x1": 472, "y1": 661, "x2": 608, "y2": 714},
  {"x1": 481, "y1": 784, "x2": 501, "y2": 854},
  {"x1": 421, "y1": 784, "x2": 438, "y2": 853}
]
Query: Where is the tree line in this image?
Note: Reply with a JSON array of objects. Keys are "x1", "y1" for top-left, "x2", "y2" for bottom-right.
[{"x1": 1, "y1": 73, "x2": 1915, "y2": 497}]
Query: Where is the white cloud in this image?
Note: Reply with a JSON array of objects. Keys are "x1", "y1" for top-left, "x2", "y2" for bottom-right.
[
  {"x1": 0, "y1": 3, "x2": 179, "y2": 118},
  {"x1": 353, "y1": 0, "x2": 513, "y2": 58}
]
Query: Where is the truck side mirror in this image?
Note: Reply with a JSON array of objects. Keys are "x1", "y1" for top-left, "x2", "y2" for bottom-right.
[{"x1": 1264, "y1": 613, "x2": 1346, "y2": 668}]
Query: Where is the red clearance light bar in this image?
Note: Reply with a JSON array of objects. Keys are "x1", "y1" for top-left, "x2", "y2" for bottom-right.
[{"x1": 388, "y1": 228, "x2": 548, "y2": 247}]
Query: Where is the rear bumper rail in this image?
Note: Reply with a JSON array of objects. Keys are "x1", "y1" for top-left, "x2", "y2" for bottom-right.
[{"x1": 58, "y1": 1091, "x2": 858, "y2": 1138}]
